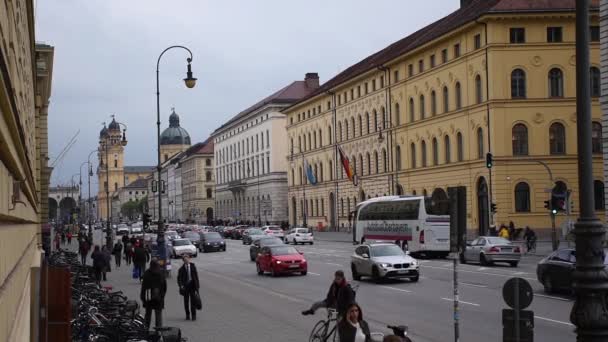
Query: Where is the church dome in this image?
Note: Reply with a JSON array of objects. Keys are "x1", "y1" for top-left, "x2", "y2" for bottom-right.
[
  {"x1": 108, "y1": 118, "x2": 120, "y2": 131},
  {"x1": 99, "y1": 125, "x2": 108, "y2": 138},
  {"x1": 160, "y1": 109, "x2": 191, "y2": 146}
]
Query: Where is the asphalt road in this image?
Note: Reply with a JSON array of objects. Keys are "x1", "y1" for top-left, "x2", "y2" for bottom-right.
[{"x1": 95, "y1": 231, "x2": 575, "y2": 342}]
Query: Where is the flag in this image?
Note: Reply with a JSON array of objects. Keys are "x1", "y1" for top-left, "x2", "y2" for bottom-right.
[
  {"x1": 304, "y1": 158, "x2": 317, "y2": 185},
  {"x1": 338, "y1": 145, "x2": 354, "y2": 181}
]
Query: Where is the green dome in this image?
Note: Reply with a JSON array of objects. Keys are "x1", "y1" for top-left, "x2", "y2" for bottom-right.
[{"x1": 160, "y1": 109, "x2": 191, "y2": 145}]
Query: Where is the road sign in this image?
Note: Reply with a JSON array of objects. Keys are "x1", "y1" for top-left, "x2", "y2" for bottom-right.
[
  {"x1": 503, "y1": 277, "x2": 533, "y2": 310},
  {"x1": 502, "y1": 309, "x2": 534, "y2": 342}
]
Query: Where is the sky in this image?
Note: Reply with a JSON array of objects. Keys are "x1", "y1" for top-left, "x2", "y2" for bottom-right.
[{"x1": 36, "y1": 0, "x2": 460, "y2": 191}]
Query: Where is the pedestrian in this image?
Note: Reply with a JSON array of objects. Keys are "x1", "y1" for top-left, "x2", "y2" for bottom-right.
[
  {"x1": 523, "y1": 226, "x2": 537, "y2": 253},
  {"x1": 122, "y1": 234, "x2": 129, "y2": 246},
  {"x1": 54, "y1": 232, "x2": 61, "y2": 251},
  {"x1": 302, "y1": 270, "x2": 355, "y2": 317},
  {"x1": 67, "y1": 232, "x2": 73, "y2": 245},
  {"x1": 125, "y1": 240, "x2": 133, "y2": 265},
  {"x1": 498, "y1": 225, "x2": 510, "y2": 239},
  {"x1": 61, "y1": 231, "x2": 66, "y2": 245},
  {"x1": 101, "y1": 245, "x2": 112, "y2": 281},
  {"x1": 91, "y1": 245, "x2": 106, "y2": 284},
  {"x1": 177, "y1": 255, "x2": 200, "y2": 320},
  {"x1": 140, "y1": 259, "x2": 167, "y2": 329},
  {"x1": 508, "y1": 221, "x2": 516, "y2": 241},
  {"x1": 337, "y1": 302, "x2": 372, "y2": 342},
  {"x1": 113, "y1": 240, "x2": 123, "y2": 267},
  {"x1": 79, "y1": 238, "x2": 90, "y2": 265},
  {"x1": 133, "y1": 241, "x2": 150, "y2": 281}
]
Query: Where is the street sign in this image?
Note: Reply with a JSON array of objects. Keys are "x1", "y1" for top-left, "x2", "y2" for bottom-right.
[
  {"x1": 503, "y1": 277, "x2": 533, "y2": 310},
  {"x1": 502, "y1": 309, "x2": 534, "y2": 342}
]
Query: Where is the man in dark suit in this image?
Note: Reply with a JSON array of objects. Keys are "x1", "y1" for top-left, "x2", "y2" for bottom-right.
[{"x1": 177, "y1": 255, "x2": 200, "y2": 320}]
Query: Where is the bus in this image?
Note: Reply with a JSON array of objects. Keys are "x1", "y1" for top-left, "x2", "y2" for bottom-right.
[{"x1": 352, "y1": 196, "x2": 450, "y2": 258}]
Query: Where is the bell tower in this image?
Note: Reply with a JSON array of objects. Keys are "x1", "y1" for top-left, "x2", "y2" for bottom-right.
[{"x1": 97, "y1": 117, "x2": 127, "y2": 222}]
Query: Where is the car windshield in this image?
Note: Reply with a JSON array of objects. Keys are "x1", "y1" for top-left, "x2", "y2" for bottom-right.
[
  {"x1": 184, "y1": 232, "x2": 199, "y2": 240},
  {"x1": 269, "y1": 227, "x2": 281, "y2": 231},
  {"x1": 487, "y1": 237, "x2": 511, "y2": 245},
  {"x1": 271, "y1": 246, "x2": 300, "y2": 255},
  {"x1": 260, "y1": 238, "x2": 283, "y2": 247},
  {"x1": 296, "y1": 228, "x2": 310, "y2": 234},
  {"x1": 173, "y1": 239, "x2": 191, "y2": 246},
  {"x1": 204, "y1": 232, "x2": 222, "y2": 240},
  {"x1": 248, "y1": 229, "x2": 263, "y2": 235},
  {"x1": 371, "y1": 245, "x2": 405, "y2": 257}
]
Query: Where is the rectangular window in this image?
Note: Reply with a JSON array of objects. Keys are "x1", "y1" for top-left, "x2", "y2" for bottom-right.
[
  {"x1": 318, "y1": 105, "x2": 321, "y2": 113},
  {"x1": 337, "y1": 95, "x2": 341, "y2": 105},
  {"x1": 357, "y1": 86, "x2": 361, "y2": 97},
  {"x1": 430, "y1": 55, "x2": 435, "y2": 68},
  {"x1": 510, "y1": 28, "x2": 525, "y2": 43},
  {"x1": 393, "y1": 70, "x2": 399, "y2": 82},
  {"x1": 590, "y1": 26, "x2": 600, "y2": 42},
  {"x1": 372, "y1": 79, "x2": 376, "y2": 91},
  {"x1": 474, "y1": 34, "x2": 481, "y2": 49},
  {"x1": 418, "y1": 59, "x2": 424, "y2": 73},
  {"x1": 408, "y1": 64, "x2": 413, "y2": 77},
  {"x1": 547, "y1": 27, "x2": 563, "y2": 43},
  {"x1": 350, "y1": 89, "x2": 354, "y2": 100},
  {"x1": 327, "y1": 101, "x2": 331, "y2": 110},
  {"x1": 380, "y1": 75, "x2": 384, "y2": 88},
  {"x1": 364, "y1": 83, "x2": 369, "y2": 94},
  {"x1": 453, "y1": 43, "x2": 461, "y2": 58},
  {"x1": 441, "y1": 49, "x2": 448, "y2": 63}
]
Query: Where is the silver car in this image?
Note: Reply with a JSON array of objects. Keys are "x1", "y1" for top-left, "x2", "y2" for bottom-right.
[
  {"x1": 351, "y1": 243, "x2": 420, "y2": 283},
  {"x1": 460, "y1": 236, "x2": 521, "y2": 267}
]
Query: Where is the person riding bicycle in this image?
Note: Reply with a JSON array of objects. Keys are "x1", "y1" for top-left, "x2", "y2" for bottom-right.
[
  {"x1": 302, "y1": 270, "x2": 355, "y2": 317},
  {"x1": 523, "y1": 226, "x2": 536, "y2": 252}
]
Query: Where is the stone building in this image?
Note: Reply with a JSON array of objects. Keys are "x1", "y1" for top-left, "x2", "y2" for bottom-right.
[
  {"x1": 160, "y1": 108, "x2": 191, "y2": 162},
  {"x1": 181, "y1": 139, "x2": 215, "y2": 223}
]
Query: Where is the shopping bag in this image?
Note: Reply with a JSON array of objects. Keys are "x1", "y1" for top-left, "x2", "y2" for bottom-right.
[
  {"x1": 132, "y1": 265, "x2": 139, "y2": 279},
  {"x1": 193, "y1": 290, "x2": 202, "y2": 310}
]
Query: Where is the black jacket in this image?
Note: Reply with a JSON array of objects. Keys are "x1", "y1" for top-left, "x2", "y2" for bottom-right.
[
  {"x1": 140, "y1": 269, "x2": 167, "y2": 310},
  {"x1": 133, "y1": 246, "x2": 150, "y2": 264},
  {"x1": 91, "y1": 250, "x2": 106, "y2": 269},
  {"x1": 338, "y1": 319, "x2": 372, "y2": 342},
  {"x1": 325, "y1": 282, "x2": 355, "y2": 316},
  {"x1": 177, "y1": 263, "x2": 200, "y2": 290},
  {"x1": 112, "y1": 242, "x2": 123, "y2": 255}
]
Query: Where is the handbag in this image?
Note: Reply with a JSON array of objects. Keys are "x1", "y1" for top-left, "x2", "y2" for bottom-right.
[{"x1": 193, "y1": 290, "x2": 202, "y2": 310}]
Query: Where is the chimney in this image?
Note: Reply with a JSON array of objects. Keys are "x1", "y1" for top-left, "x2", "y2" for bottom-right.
[{"x1": 305, "y1": 73, "x2": 319, "y2": 89}]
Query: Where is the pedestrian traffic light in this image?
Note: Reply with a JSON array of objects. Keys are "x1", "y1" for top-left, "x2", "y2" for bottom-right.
[
  {"x1": 544, "y1": 200, "x2": 551, "y2": 210},
  {"x1": 486, "y1": 152, "x2": 493, "y2": 169},
  {"x1": 551, "y1": 181, "x2": 568, "y2": 214},
  {"x1": 491, "y1": 202, "x2": 497, "y2": 213}
]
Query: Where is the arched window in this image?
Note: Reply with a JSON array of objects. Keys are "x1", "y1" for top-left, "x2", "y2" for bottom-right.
[
  {"x1": 455, "y1": 82, "x2": 462, "y2": 110},
  {"x1": 512, "y1": 124, "x2": 528, "y2": 156},
  {"x1": 410, "y1": 143, "x2": 416, "y2": 168},
  {"x1": 374, "y1": 110, "x2": 378, "y2": 132},
  {"x1": 421, "y1": 140, "x2": 427, "y2": 167},
  {"x1": 382, "y1": 149, "x2": 387, "y2": 172},
  {"x1": 206, "y1": 171, "x2": 212, "y2": 181},
  {"x1": 477, "y1": 127, "x2": 484, "y2": 159},
  {"x1": 396, "y1": 145, "x2": 402, "y2": 170},
  {"x1": 420, "y1": 95, "x2": 426, "y2": 119},
  {"x1": 592, "y1": 121, "x2": 603, "y2": 154},
  {"x1": 394, "y1": 103, "x2": 401, "y2": 126},
  {"x1": 352, "y1": 156, "x2": 357, "y2": 176},
  {"x1": 381, "y1": 107, "x2": 387, "y2": 129},
  {"x1": 431, "y1": 90, "x2": 437, "y2": 116},
  {"x1": 328, "y1": 126, "x2": 332, "y2": 144},
  {"x1": 443, "y1": 86, "x2": 449, "y2": 113},
  {"x1": 409, "y1": 98, "x2": 415, "y2": 123},
  {"x1": 313, "y1": 131, "x2": 317, "y2": 149},
  {"x1": 340, "y1": 198, "x2": 344, "y2": 217},
  {"x1": 329, "y1": 160, "x2": 333, "y2": 181},
  {"x1": 548, "y1": 68, "x2": 564, "y2": 98},
  {"x1": 594, "y1": 180, "x2": 605, "y2": 210},
  {"x1": 457, "y1": 132, "x2": 464, "y2": 162},
  {"x1": 365, "y1": 112, "x2": 370, "y2": 134},
  {"x1": 206, "y1": 188, "x2": 213, "y2": 199},
  {"x1": 432, "y1": 138, "x2": 439, "y2": 165},
  {"x1": 344, "y1": 120, "x2": 349, "y2": 140},
  {"x1": 358, "y1": 115, "x2": 363, "y2": 136},
  {"x1": 549, "y1": 122, "x2": 566, "y2": 155},
  {"x1": 511, "y1": 69, "x2": 526, "y2": 98},
  {"x1": 475, "y1": 75, "x2": 483, "y2": 104},
  {"x1": 338, "y1": 122, "x2": 342, "y2": 142},
  {"x1": 374, "y1": 151, "x2": 379, "y2": 173},
  {"x1": 591, "y1": 67, "x2": 601, "y2": 97},
  {"x1": 114, "y1": 159, "x2": 117, "y2": 168},
  {"x1": 319, "y1": 129, "x2": 323, "y2": 147},
  {"x1": 366, "y1": 153, "x2": 371, "y2": 175},
  {"x1": 319, "y1": 162, "x2": 324, "y2": 182},
  {"x1": 206, "y1": 158, "x2": 211, "y2": 166},
  {"x1": 514, "y1": 182, "x2": 530, "y2": 212},
  {"x1": 444, "y1": 136, "x2": 451, "y2": 164},
  {"x1": 358, "y1": 155, "x2": 363, "y2": 175}
]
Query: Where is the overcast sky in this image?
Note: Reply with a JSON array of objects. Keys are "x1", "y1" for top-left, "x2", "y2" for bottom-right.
[{"x1": 36, "y1": 0, "x2": 459, "y2": 190}]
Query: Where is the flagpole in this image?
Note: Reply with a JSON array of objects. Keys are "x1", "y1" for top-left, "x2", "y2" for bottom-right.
[{"x1": 302, "y1": 151, "x2": 307, "y2": 228}]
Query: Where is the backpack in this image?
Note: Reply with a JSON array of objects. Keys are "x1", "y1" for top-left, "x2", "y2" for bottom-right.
[{"x1": 145, "y1": 287, "x2": 162, "y2": 305}]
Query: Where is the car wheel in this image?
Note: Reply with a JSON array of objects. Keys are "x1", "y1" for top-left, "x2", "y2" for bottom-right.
[
  {"x1": 242, "y1": 240, "x2": 246, "y2": 245},
  {"x1": 543, "y1": 274, "x2": 554, "y2": 293},
  {"x1": 194, "y1": 252, "x2": 198, "y2": 258},
  {"x1": 256, "y1": 263, "x2": 263, "y2": 275},
  {"x1": 480, "y1": 253, "x2": 489, "y2": 266},
  {"x1": 411, "y1": 275, "x2": 420, "y2": 282},
  {"x1": 372, "y1": 266, "x2": 382, "y2": 284},
  {"x1": 459, "y1": 253, "x2": 466, "y2": 264},
  {"x1": 271, "y1": 266, "x2": 278, "y2": 277},
  {"x1": 301, "y1": 271, "x2": 307, "y2": 276},
  {"x1": 223, "y1": 246, "x2": 226, "y2": 252},
  {"x1": 509, "y1": 261, "x2": 519, "y2": 267},
  {"x1": 293, "y1": 239, "x2": 297, "y2": 245},
  {"x1": 351, "y1": 263, "x2": 361, "y2": 281},
  {"x1": 310, "y1": 241, "x2": 314, "y2": 245}
]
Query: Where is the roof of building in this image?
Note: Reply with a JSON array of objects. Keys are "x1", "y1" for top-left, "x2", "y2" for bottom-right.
[
  {"x1": 108, "y1": 118, "x2": 120, "y2": 131},
  {"x1": 287, "y1": 0, "x2": 597, "y2": 109},
  {"x1": 124, "y1": 166, "x2": 155, "y2": 173},
  {"x1": 160, "y1": 109, "x2": 191, "y2": 146},
  {"x1": 212, "y1": 79, "x2": 317, "y2": 135},
  {"x1": 124, "y1": 178, "x2": 148, "y2": 189},
  {"x1": 184, "y1": 137, "x2": 214, "y2": 157}
]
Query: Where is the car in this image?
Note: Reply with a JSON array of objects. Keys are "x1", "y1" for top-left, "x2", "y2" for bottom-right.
[
  {"x1": 249, "y1": 237, "x2": 285, "y2": 261},
  {"x1": 223, "y1": 226, "x2": 236, "y2": 239},
  {"x1": 536, "y1": 248, "x2": 608, "y2": 294},
  {"x1": 261, "y1": 225, "x2": 285, "y2": 240},
  {"x1": 232, "y1": 225, "x2": 248, "y2": 240},
  {"x1": 171, "y1": 238, "x2": 197, "y2": 258},
  {"x1": 116, "y1": 224, "x2": 130, "y2": 236},
  {"x1": 183, "y1": 231, "x2": 202, "y2": 249},
  {"x1": 165, "y1": 230, "x2": 180, "y2": 241},
  {"x1": 460, "y1": 236, "x2": 521, "y2": 267},
  {"x1": 242, "y1": 228, "x2": 265, "y2": 245},
  {"x1": 256, "y1": 245, "x2": 307, "y2": 277},
  {"x1": 130, "y1": 226, "x2": 143, "y2": 234},
  {"x1": 200, "y1": 232, "x2": 226, "y2": 252},
  {"x1": 351, "y1": 243, "x2": 420, "y2": 283},
  {"x1": 286, "y1": 227, "x2": 314, "y2": 245}
]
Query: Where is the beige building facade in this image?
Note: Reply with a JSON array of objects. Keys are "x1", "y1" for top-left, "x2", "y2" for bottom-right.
[
  {"x1": 285, "y1": 0, "x2": 603, "y2": 236},
  {"x1": 181, "y1": 139, "x2": 215, "y2": 223}
]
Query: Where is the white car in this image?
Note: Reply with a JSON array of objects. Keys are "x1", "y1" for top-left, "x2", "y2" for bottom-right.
[
  {"x1": 286, "y1": 228, "x2": 314, "y2": 245},
  {"x1": 130, "y1": 226, "x2": 143, "y2": 234},
  {"x1": 261, "y1": 226, "x2": 285, "y2": 240},
  {"x1": 165, "y1": 230, "x2": 180, "y2": 241},
  {"x1": 116, "y1": 224, "x2": 129, "y2": 235},
  {"x1": 171, "y1": 238, "x2": 197, "y2": 258}
]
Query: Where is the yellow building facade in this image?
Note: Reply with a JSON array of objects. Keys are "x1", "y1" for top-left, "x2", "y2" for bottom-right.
[
  {"x1": 284, "y1": 1, "x2": 602, "y2": 236},
  {"x1": 97, "y1": 119, "x2": 127, "y2": 221}
]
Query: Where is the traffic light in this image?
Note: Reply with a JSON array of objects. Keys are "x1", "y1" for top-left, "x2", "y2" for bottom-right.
[
  {"x1": 143, "y1": 213, "x2": 150, "y2": 228},
  {"x1": 551, "y1": 181, "x2": 568, "y2": 214},
  {"x1": 491, "y1": 202, "x2": 497, "y2": 213},
  {"x1": 485, "y1": 152, "x2": 493, "y2": 169},
  {"x1": 544, "y1": 200, "x2": 551, "y2": 210}
]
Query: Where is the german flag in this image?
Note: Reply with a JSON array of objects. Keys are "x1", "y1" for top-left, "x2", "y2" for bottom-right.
[{"x1": 338, "y1": 145, "x2": 353, "y2": 181}]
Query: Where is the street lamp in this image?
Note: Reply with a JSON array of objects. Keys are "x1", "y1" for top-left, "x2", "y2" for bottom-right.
[
  {"x1": 290, "y1": 146, "x2": 307, "y2": 228},
  {"x1": 86, "y1": 149, "x2": 97, "y2": 241},
  {"x1": 155, "y1": 46, "x2": 196, "y2": 273}
]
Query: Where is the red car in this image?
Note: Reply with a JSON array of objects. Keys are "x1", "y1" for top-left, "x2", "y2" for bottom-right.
[{"x1": 256, "y1": 245, "x2": 307, "y2": 276}]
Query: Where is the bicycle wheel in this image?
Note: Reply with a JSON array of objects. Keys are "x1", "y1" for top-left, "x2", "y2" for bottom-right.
[{"x1": 309, "y1": 320, "x2": 328, "y2": 342}]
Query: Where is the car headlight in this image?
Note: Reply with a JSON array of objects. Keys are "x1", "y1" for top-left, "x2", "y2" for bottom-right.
[
  {"x1": 205, "y1": 242, "x2": 210, "y2": 245},
  {"x1": 301, "y1": 259, "x2": 307, "y2": 263},
  {"x1": 276, "y1": 260, "x2": 282, "y2": 264},
  {"x1": 220, "y1": 241, "x2": 225, "y2": 244},
  {"x1": 380, "y1": 263, "x2": 392, "y2": 268},
  {"x1": 411, "y1": 260, "x2": 418, "y2": 267}
]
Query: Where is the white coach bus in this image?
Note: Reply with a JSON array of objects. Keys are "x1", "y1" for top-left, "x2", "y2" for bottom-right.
[{"x1": 352, "y1": 196, "x2": 450, "y2": 258}]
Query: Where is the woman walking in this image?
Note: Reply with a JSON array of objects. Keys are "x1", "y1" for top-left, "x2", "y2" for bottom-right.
[
  {"x1": 91, "y1": 245, "x2": 106, "y2": 284},
  {"x1": 140, "y1": 259, "x2": 167, "y2": 329},
  {"x1": 338, "y1": 302, "x2": 373, "y2": 342}
]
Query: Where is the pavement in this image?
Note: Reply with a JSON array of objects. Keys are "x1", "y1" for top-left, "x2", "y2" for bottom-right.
[{"x1": 81, "y1": 230, "x2": 575, "y2": 342}]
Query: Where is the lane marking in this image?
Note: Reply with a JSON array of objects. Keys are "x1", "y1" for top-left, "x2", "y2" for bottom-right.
[
  {"x1": 380, "y1": 286, "x2": 412, "y2": 293},
  {"x1": 461, "y1": 282, "x2": 487, "y2": 288},
  {"x1": 423, "y1": 265, "x2": 538, "y2": 282},
  {"x1": 441, "y1": 297, "x2": 480, "y2": 307},
  {"x1": 535, "y1": 316, "x2": 574, "y2": 326},
  {"x1": 324, "y1": 262, "x2": 343, "y2": 266},
  {"x1": 534, "y1": 294, "x2": 572, "y2": 302},
  {"x1": 308, "y1": 272, "x2": 321, "y2": 276}
]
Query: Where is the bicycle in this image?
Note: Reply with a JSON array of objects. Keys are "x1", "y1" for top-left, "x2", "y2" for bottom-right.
[
  {"x1": 526, "y1": 237, "x2": 537, "y2": 254},
  {"x1": 308, "y1": 308, "x2": 339, "y2": 342}
]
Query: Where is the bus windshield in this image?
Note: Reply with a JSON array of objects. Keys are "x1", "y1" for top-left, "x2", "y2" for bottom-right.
[{"x1": 358, "y1": 200, "x2": 420, "y2": 221}]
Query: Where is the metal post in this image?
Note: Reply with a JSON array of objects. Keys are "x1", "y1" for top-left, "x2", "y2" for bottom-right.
[
  {"x1": 105, "y1": 138, "x2": 112, "y2": 249},
  {"x1": 570, "y1": 1, "x2": 608, "y2": 340},
  {"x1": 257, "y1": 164, "x2": 261, "y2": 226},
  {"x1": 453, "y1": 257, "x2": 459, "y2": 342},
  {"x1": 302, "y1": 151, "x2": 307, "y2": 228}
]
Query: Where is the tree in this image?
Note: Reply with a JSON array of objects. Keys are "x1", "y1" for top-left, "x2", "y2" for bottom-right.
[{"x1": 121, "y1": 200, "x2": 140, "y2": 221}]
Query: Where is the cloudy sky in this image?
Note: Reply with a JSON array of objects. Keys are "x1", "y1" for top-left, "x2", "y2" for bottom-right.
[{"x1": 36, "y1": 0, "x2": 459, "y2": 190}]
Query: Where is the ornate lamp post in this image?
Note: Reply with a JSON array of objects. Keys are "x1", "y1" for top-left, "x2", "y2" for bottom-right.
[
  {"x1": 155, "y1": 46, "x2": 196, "y2": 273},
  {"x1": 86, "y1": 149, "x2": 97, "y2": 241}
]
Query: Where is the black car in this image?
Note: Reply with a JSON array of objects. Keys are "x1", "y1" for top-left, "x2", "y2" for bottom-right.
[
  {"x1": 183, "y1": 231, "x2": 202, "y2": 249},
  {"x1": 242, "y1": 228, "x2": 265, "y2": 245},
  {"x1": 249, "y1": 237, "x2": 284, "y2": 261},
  {"x1": 537, "y1": 248, "x2": 608, "y2": 293},
  {"x1": 200, "y1": 232, "x2": 226, "y2": 252}
]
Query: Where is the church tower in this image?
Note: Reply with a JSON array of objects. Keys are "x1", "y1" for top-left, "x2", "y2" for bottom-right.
[
  {"x1": 97, "y1": 117, "x2": 127, "y2": 222},
  {"x1": 160, "y1": 108, "x2": 191, "y2": 162}
]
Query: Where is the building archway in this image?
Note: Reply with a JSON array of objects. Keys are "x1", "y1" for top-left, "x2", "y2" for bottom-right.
[
  {"x1": 291, "y1": 197, "x2": 297, "y2": 226},
  {"x1": 329, "y1": 192, "x2": 336, "y2": 231},
  {"x1": 48, "y1": 198, "x2": 58, "y2": 222},
  {"x1": 59, "y1": 197, "x2": 76, "y2": 224},
  {"x1": 430, "y1": 188, "x2": 449, "y2": 214},
  {"x1": 206, "y1": 207, "x2": 214, "y2": 223},
  {"x1": 477, "y1": 177, "x2": 489, "y2": 236}
]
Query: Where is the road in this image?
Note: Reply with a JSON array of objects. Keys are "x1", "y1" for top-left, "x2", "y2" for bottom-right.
[{"x1": 95, "y1": 231, "x2": 574, "y2": 342}]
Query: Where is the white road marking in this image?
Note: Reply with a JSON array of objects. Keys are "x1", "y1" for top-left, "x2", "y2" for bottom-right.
[
  {"x1": 423, "y1": 265, "x2": 538, "y2": 282},
  {"x1": 461, "y1": 282, "x2": 487, "y2": 288},
  {"x1": 380, "y1": 286, "x2": 412, "y2": 293},
  {"x1": 534, "y1": 294, "x2": 572, "y2": 302},
  {"x1": 535, "y1": 316, "x2": 574, "y2": 326},
  {"x1": 324, "y1": 262, "x2": 343, "y2": 266},
  {"x1": 441, "y1": 297, "x2": 480, "y2": 307},
  {"x1": 308, "y1": 272, "x2": 321, "y2": 276}
]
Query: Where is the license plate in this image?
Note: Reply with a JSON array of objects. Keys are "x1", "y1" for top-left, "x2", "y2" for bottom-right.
[
  {"x1": 502, "y1": 248, "x2": 512, "y2": 252},
  {"x1": 289, "y1": 264, "x2": 299, "y2": 268},
  {"x1": 397, "y1": 270, "x2": 410, "y2": 274}
]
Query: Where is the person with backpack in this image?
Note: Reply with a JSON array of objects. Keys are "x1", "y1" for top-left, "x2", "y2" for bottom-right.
[
  {"x1": 133, "y1": 241, "x2": 150, "y2": 281},
  {"x1": 301, "y1": 270, "x2": 355, "y2": 317},
  {"x1": 140, "y1": 259, "x2": 167, "y2": 329},
  {"x1": 112, "y1": 241, "x2": 123, "y2": 267},
  {"x1": 91, "y1": 245, "x2": 106, "y2": 284}
]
